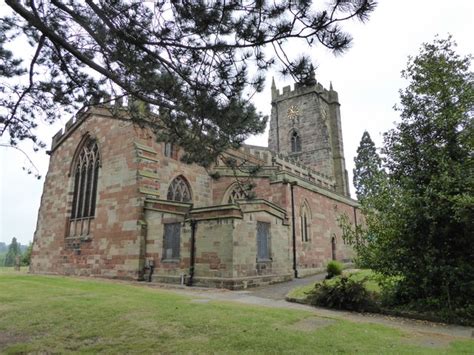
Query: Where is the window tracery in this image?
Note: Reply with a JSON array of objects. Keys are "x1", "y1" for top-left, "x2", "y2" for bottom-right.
[
  {"x1": 227, "y1": 186, "x2": 246, "y2": 203},
  {"x1": 69, "y1": 138, "x2": 100, "y2": 237},
  {"x1": 167, "y1": 175, "x2": 192, "y2": 202}
]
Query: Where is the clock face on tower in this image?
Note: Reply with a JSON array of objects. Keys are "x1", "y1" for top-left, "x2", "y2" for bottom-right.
[{"x1": 287, "y1": 105, "x2": 299, "y2": 120}]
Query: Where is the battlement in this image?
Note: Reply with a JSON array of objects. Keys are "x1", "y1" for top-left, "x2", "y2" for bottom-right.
[
  {"x1": 50, "y1": 95, "x2": 143, "y2": 152},
  {"x1": 271, "y1": 79, "x2": 339, "y2": 104},
  {"x1": 240, "y1": 144, "x2": 336, "y2": 191}
]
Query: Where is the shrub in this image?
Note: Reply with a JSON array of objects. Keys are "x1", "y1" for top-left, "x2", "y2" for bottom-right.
[
  {"x1": 326, "y1": 260, "x2": 343, "y2": 279},
  {"x1": 307, "y1": 276, "x2": 378, "y2": 312}
]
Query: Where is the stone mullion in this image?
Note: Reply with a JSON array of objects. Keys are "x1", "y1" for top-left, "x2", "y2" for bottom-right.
[
  {"x1": 78, "y1": 163, "x2": 88, "y2": 220},
  {"x1": 90, "y1": 159, "x2": 100, "y2": 217},
  {"x1": 85, "y1": 148, "x2": 100, "y2": 219},
  {"x1": 71, "y1": 168, "x2": 80, "y2": 219}
]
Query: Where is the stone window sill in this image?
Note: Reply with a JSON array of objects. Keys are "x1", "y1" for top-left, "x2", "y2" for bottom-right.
[
  {"x1": 161, "y1": 258, "x2": 180, "y2": 263},
  {"x1": 65, "y1": 235, "x2": 92, "y2": 242}
]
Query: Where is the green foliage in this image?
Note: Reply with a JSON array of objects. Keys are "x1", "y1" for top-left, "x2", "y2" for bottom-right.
[
  {"x1": 4, "y1": 237, "x2": 21, "y2": 267},
  {"x1": 1, "y1": 1, "x2": 376, "y2": 167},
  {"x1": 353, "y1": 131, "x2": 385, "y2": 202},
  {"x1": 326, "y1": 260, "x2": 343, "y2": 279},
  {"x1": 308, "y1": 276, "x2": 378, "y2": 312},
  {"x1": 340, "y1": 36, "x2": 474, "y2": 313},
  {"x1": 21, "y1": 243, "x2": 33, "y2": 266}
]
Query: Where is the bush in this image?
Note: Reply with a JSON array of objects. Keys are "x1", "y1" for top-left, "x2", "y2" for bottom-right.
[
  {"x1": 326, "y1": 260, "x2": 343, "y2": 279},
  {"x1": 307, "y1": 276, "x2": 378, "y2": 312}
]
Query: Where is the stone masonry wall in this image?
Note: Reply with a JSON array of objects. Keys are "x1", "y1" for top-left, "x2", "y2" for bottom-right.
[
  {"x1": 292, "y1": 184, "x2": 357, "y2": 276},
  {"x1": 31, "y1": 112, "x2": 144, "y2": 279},
  {"x1": 232, "y1": 210, "x2": 292, "y2": 279},
  {"x1": 144, "y1": 208, "x2": 192, "y2": 284},
  {"x1": 130, "y1": 128, "x2": 212, "y2": 207},
  {"x1": 268, "y1": 81, "x2": 350, "y2": 197}
]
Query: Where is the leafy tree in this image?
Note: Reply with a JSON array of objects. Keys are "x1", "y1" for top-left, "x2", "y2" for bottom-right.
[
  {"x1": 4, "y1": 237, "x2": 21, "y2": 267},
  {"x1": 1, "y1": 0, "x2": 376, "y2": 167},
  {"x1": 353, "y1": 130, "x2": 384, "y2": 202},
  {"x1": 22, "y1": 242, "x2": 33, "y2": 266},
  {"x1": 343, "y1": 36, "x2": 473, "y2": 314}
]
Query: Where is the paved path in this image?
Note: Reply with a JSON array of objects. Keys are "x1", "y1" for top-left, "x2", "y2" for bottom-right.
[
  {"x1": 96, "y1": 275, "x2": 474, "y2": 341},
  {"x1": 247, "y1": 273, "x2": 326, "y2": 300},
  {"x1": 151, "y1": 275, "x2": 473, "y2": 341}
]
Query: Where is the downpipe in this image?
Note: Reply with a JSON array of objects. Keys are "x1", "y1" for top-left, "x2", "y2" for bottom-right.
[
  {"x1": 290, "y1": 181, "x2": 298, "y2": 278},
  {"x1": 187, "y1": 219, "x2": 197, "y2": 286}
]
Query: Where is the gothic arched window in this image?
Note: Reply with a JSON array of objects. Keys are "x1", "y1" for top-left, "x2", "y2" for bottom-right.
[
  {"x1": 69, "y1": 138, "x2": 100, "y2": 237},
  {"x1": 291, "y1": 130, "x2": 301, "y2": 152},
  {"x1": 227, "y1": 186, "x2": 246, "y2": 203},
  {"x1": 301, "y1": 212, "x2": 309, "y2": 242},
  {"x1": 300, "y1": 202, "x2": 311, "y2": 242},
  {"x1": 167, "y1": 176, "x2": 192, "y2": 202},
  {"x1": 71, "y1": 139, "x2": 100, "y2": 220}
]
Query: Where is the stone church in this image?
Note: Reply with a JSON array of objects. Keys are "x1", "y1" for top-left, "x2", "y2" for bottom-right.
[{"x1": 30, "y1": 78, "x2": 360, "y2": 289}]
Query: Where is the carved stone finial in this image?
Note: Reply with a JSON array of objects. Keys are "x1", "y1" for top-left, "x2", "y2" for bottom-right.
[{"x1": 330, "y1": 81, "x2": 334, "y2": 91}]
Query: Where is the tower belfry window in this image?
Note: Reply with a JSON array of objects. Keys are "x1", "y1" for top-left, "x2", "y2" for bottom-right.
[{"x1": 291, "y1": 131, "x2": 301, "y2": 152}]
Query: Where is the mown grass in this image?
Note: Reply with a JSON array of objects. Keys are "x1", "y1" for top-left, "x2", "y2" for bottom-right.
[{"x1": 0, "y1": 272, "x2": 472, "y2": 354}]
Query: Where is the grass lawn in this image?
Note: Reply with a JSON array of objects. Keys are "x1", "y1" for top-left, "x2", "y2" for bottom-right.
[
  {"x1": 0, "y1": 266, "x2": 28, "y2": 274},
  {"x1": 1, "y1": 272, "x2": 473, "y2": 354}
]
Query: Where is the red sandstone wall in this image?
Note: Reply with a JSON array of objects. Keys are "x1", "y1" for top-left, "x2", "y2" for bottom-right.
[
  {"x1": 137, "y1": 136, "x2": 213, "y2": 207},
  {"x1": 212, "y1": 176, "x2": 289, "y2": 208},
  {"x1": 292, "y1": 185, "x2": 357, "y2": 275},
  {"x1": 31, "y1": 113, "x2": 144, "y2": 279},
  {"x1": 211, "y1": 170, "x2": 357, "y2": 275}
]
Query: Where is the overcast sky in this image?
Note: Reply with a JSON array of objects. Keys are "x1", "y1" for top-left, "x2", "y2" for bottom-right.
[{"x1": 1, "y1": 1, "x2": 473, "y2": 245}]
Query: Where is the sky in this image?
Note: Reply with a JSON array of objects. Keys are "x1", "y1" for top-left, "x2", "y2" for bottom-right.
[{"x1": 1, "y1": 0, "x2": 473, "y2": 245}]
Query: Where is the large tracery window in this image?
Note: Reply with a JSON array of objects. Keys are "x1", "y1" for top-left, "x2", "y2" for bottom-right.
[
  {"x1": 291, "y1": 130, "x2": 301, "y2": 152},
  {"x1": 69, "y1": 138, "x2": 100, "y2": 236},
  {"x1": 167, "y1": 175, "x2": 192, "y2": 202}
]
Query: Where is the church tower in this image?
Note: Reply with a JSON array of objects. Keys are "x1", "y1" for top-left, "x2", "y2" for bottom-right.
[{"x1": 268, "y1": 76, "x2": 350, "y2": 197}]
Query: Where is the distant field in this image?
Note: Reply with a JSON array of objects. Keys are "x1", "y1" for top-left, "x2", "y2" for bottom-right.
[
  {"x1": 0, "y1": 266, "x2": 28, "y2": 274},
  {"x1": 0, "y1": 272, "x2": 472, "y2": 354}
]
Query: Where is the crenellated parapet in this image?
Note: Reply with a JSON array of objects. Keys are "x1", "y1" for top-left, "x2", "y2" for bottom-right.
[
  {"x1": 49, "y1": 95, "x2": 143, "y2": 152},
  {"x1": 238, "y1": 144, "x2": 336, "y2": 191},
  {"x1": 271, "y1": 79, "x2": 339, "y2": 105}
]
